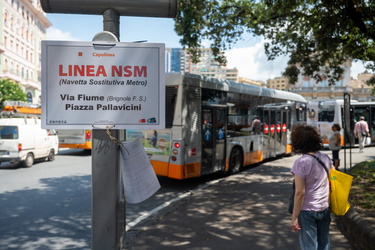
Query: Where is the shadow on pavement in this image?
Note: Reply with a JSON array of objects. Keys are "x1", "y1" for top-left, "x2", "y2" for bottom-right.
[
  {"x1": 0, "y1": 175, "x2": 91, "y2": 250},
  {"x1": 125, "y1": 162, "x2": 357, "y2": 250}
]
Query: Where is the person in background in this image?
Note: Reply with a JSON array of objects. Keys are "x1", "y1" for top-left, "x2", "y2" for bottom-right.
[
  {"x1": 251, "y1": 116, "x2": 261, "y2": 134},
  {"x1": 329, "y1": 123, "x2": 341, "y2": 170},
  {"x1": 290, "y1": 124, "x2": 334, "y2": 250},
  {"x1": 354, "y1": 116, "x2": 370, "y2": 153}
]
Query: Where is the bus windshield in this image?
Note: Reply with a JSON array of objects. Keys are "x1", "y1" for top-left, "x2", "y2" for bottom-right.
[{"x1": 318, "y1": 105, "x2": 335, "y2": 122}]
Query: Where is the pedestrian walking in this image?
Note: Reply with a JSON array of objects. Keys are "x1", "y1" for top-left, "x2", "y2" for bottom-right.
[
  {"x1": 290, "y1": 124, "x2": 334, "y2": 250},
  {"x1": 354, "y1": 116, "x2": 370, "y2": 153},
  {"x1": 328, "y1": 123, "x2": 341, "y2": 170}
]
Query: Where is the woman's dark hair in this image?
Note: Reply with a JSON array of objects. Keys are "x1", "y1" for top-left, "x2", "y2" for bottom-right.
[
  {"x1": 332, "y1": 123, "x2": 341, "y2": 130},
  {"x1": 291, "y1": 124, "x2": 323, "y2": 154}
]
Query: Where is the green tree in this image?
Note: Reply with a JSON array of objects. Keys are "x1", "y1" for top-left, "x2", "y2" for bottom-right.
[
  {"x1": 175, "y1": 0, "x2": 375, "y2": 88},
  {"x1": 0, "y1": 78, "x2": 27, "y2": 109}
]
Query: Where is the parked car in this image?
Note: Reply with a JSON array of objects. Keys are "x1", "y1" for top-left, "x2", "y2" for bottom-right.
[{"x1": 0, "y1": 118, "x2": 59, "y2": 167}]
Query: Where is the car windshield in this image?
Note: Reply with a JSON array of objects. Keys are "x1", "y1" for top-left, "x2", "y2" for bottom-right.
[{"x1": 0, "y1": 126, "x2": 19, "y2": 139}]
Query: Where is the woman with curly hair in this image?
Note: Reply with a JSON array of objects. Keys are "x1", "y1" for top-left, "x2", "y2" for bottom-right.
[{"x1": 290, "y1": 124, "x2": 334, "y2": 250}]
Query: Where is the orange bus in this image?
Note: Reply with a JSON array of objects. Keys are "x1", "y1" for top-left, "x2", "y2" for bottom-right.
[
  {"x1": 56, "y1": 129, "x2": 92, "y2": 150},
  {"x1": 126, "y1": 73, "x2": 307, "y2": 179}
]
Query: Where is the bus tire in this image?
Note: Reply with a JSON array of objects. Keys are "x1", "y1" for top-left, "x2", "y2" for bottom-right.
[
  {"x1": 23, "y1": 153, "x2": 34, "y2": 168},
  {"x1": 229, "y1": 147, "x2": 243, "y2": 174}
]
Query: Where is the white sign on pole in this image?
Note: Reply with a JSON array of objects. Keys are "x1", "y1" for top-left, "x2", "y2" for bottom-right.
[{"x1": 41, "y1": 41, "x2": 165, "y2": 129}]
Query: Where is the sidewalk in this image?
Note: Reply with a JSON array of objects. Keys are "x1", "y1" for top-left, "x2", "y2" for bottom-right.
[{"x1": 125, "y1": 148, "x2": 374, "y2": 249}]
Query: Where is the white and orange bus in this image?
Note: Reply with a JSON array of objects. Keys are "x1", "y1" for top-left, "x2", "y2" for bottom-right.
[
  {"x1": 126, "y1": 73, "x2": 307, "y2": 179},
  {"x1": 307, "y1": 99, "x2": 375, "y2": 147},
  {"x1": 56, "y1": 129, "x2": 92, "y2": 151}
]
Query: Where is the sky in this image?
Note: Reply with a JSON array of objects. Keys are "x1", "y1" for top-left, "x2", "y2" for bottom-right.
[{"x1": 46, "y1": 13, "x2": 366, "y2": 82}]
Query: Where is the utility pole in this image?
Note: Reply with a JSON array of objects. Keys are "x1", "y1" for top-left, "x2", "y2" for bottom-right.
[
  {"x1": 343, "y1": 92, "x2": 352, "y2": 172},
  {"x1": 41, "y1": 1, "x2": 177, "y2": 249}
]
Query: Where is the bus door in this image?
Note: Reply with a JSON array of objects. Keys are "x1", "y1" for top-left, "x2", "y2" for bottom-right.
[
  {"x1": 281, "y1": 111, "x2": 288, "y2": 153},
  {"x1": 262, "y1": 109, "x2": 271, "y2": 159},
  {"x1": 269, "y1": 110, "x2": 277, "y2": 157},
  {"x1": 351, "y1": 105, "x2": 371, "y2": 144},
  {"x1": 274, "y1": 111, "x2": 283, "y2": 155},
  {"x1": 201, "y1": 106, "x2": 227, "y2": 174}
]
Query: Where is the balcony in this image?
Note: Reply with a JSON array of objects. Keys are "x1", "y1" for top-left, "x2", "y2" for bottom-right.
[{"x1": 290, "y1": 86, "x2": 355, "y2": 100}]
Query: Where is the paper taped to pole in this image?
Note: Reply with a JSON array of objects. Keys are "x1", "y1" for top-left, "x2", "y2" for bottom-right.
[{"x1": 120, "y1": 138, "x2": 160, "y2": 204}]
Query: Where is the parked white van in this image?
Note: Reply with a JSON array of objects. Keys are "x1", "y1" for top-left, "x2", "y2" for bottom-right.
[{"x1": 0, "y1": 118, "x2": 59, "y2": 167}]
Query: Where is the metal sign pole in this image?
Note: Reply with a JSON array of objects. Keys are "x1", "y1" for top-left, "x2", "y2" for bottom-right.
[
  {"x1": 343, "y1": 92, "x2": 352, "y2": 172},
  {"x1": 92, "y1": 129, "x2": 125, "y2": 249},
  {"x1": 343, "y1": 93, "x2": 347, "y2": 172},
  {"x1": 103, "y1": 9, "x2": 120, "y2": 39},
  {"x1": 91, "y1": 10, "x2": 124, "y2": 250}
]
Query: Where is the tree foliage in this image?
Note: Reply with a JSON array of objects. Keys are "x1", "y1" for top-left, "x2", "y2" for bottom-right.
[
  {"x1": 175, "y1": 0, "x2": 375, "y2": 86},
  {"x1": 0, "y1": 78, "x2": 27, "y2": 109}
]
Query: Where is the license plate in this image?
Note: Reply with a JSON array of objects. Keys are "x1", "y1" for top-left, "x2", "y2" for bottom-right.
[{"x1": 0, "y1": 151, "x2": 9, "y2": 156}]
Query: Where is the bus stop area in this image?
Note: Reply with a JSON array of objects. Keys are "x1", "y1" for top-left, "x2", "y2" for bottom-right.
[{"x1": 125, "y1": 147, "x2": 374, "y2": 250}]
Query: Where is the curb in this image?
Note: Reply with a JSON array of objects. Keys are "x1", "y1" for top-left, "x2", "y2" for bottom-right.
[{"x1": 339, "y1": 206, "x2": 375, "y2": 249}]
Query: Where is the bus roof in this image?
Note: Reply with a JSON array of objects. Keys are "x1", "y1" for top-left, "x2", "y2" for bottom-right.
[
  {"x1": 166, "y1": 73, "x2": 307, "y2": 103},
  {"x1": 308, "y1": 99, "x2": 359, "y2": 105},
  {"x1": 350, "y1": 101, "x2": 375, "y2": 106}
]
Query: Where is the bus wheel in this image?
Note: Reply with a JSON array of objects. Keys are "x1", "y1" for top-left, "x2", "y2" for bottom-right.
[
  {"x1": 23, "y1": 153, "x2": 34, "y2": 168},
  {"x1": 47, "y1": 149, "x2": 55, "y2": 161},
  {"x1": 229, "y1": 147, "x2": 243, "y2": 174}
]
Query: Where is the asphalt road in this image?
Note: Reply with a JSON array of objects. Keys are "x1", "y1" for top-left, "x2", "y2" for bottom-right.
[
  {"x1": 0, "y1": 149, "x2": 92, "y2": 250},
  {"x1": 0, "y1": 149, "x2": 216, "y2": 250}
]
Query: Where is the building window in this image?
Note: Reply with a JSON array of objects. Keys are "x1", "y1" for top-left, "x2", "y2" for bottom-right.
[
  {"x1": 3, "y1": 11, "x2": 8, "y2": 26},
  {"x1": 4, "y1": 59, "x2": 8, "y2": 71},
  {"x1": 27, "y1": 92, "x2": 33, "y2": 103},
  {"x1": 10, "y1": 16, "x2": 14, "y2": 29}
]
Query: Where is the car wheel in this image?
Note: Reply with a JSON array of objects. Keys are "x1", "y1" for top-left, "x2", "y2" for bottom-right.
[
  {"x1": 229, "y1": 147, "x2": 243, "y2": 174},
  {"x1": 48, "y1": 149, "x2": 55, "y2": 161},
  {"x1": 23, "y1": 153, "x2": 34, "y2": 168}
]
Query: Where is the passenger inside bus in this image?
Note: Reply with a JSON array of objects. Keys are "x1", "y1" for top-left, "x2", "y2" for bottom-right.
[{"x1": 251, "y1": 116, "x2": 261, "y2": 134}]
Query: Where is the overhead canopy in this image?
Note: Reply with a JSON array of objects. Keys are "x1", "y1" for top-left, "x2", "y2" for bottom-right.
[{"x1": 41, "y1": 0, "x2": 177, "y2": 18}]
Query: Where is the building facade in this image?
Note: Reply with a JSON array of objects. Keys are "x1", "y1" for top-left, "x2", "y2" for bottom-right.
[
  {"x1": 266, "y1": 61, "x2": 374, "y2": 102},
  {"x1": 165, "y1": 48, "x2": 182, "y2": 73},
  {"x1": 289, "y1": 60, "x2": 369, "y2": 101},
  {"x1": 267, "y1": 76, "x2": 289, "y2": 91},
  {"x1": 166, "y1": 48, "x2": 239, "y2": 81},
  {"x1": 349, "y1": 71, "x2": 374, "y2": 102},
  {"x1": 238, "y1": 77, "x2": 265, "y2": 87},
  {"x1": 0, "y1": 0, "x2": 50, "y2": 104}
]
